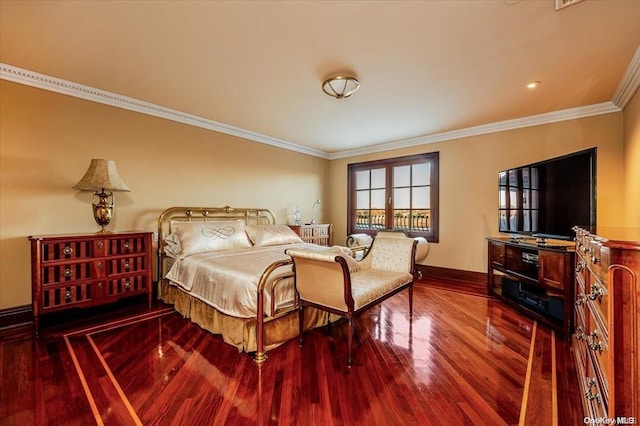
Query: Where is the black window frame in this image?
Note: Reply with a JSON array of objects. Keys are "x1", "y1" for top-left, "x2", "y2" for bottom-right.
[{"x1": 347, "y1": 152, "x2": 439, "y2": 242}]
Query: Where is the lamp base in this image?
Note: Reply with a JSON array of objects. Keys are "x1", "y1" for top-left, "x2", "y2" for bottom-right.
[{"x1": 92, "y1": 190, "x2": 114, "y2": 232}]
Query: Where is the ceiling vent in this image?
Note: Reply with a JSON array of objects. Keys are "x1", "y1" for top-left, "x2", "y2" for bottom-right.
[{"x1": 555, "y1": 0, "x2": 585, "y2": 11}]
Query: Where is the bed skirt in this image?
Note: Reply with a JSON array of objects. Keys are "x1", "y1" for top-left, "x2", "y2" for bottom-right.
[{"x1": 158, "y1": 280, "x2": 332, "y2": 353}]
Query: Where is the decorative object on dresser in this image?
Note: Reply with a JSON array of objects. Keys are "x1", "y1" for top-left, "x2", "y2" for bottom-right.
[
  {"x1": 310, "y1": 198, "x2": 321, "y2": 224},
  {"x1": 287, "y1": 223, "x2": 332, "y2": 247},
  {"x1": 73, "y1": 159, "x2": 130, "y2": 233},
  {"x1": 487, "y1": 237, "x2": 575, "y2": 336},
  {"x1": 29, "y1": 231, "x2": 153, "y2": 336},
  {"x1": 572, "y1": 226, "x2": 639, "y2": 420}
]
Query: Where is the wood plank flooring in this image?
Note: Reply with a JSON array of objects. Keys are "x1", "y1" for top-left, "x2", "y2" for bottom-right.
[{"x1": 0, "y1": 280, "x2": 583, "y2": 425}]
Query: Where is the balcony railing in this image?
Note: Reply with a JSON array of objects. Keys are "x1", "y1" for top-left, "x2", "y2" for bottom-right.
[{"x1": 355, "y1": 210, "x2": 430, "y2": 232}]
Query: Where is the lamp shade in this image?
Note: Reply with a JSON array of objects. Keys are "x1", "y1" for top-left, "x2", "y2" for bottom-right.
[
  {"x1": 322, "y1": 76, "x2": 360, "y2": 99},
  {"x1": 73, "y1": 159, "x2": 130, "y2": 192}
]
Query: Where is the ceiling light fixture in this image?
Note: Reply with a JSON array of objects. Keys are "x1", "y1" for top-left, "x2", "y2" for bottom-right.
[
  {"x1": 322, "y1": 76, "x2": 360, "y2": 99},
  {"x1": 527, "y1": 81, "x2": 541, "y2": 89}
]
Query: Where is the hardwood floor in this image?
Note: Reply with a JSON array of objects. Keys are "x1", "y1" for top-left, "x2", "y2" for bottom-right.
[{"x1": 0, "y1": 280, "x2": 583, "y2": 425}]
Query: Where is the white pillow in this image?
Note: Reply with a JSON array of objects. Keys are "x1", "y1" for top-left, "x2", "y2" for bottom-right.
[
  {"x1": 245, "y1": 224, "x2": 303, "y2": 247},
  {"x1": 174, "y1": 220, "x2": 252, "y2": 257}
]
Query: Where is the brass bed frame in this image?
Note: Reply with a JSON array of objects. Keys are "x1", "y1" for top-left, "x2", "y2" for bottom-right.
[{"x1": 157, "y1": 206, "x2": 325, "y2": 364}]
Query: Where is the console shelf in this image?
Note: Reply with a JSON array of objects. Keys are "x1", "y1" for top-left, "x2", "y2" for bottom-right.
[{"x1": 486, "y1": 237, "x2": 575, "y2": 336}]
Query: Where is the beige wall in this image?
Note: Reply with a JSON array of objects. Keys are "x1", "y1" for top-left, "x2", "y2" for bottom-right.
[
  {"x1": 623, "y1": 88, "x2": 640, "y2": 226},
  {"x1": 0, "y1": 81, "x2": 329, "y2": 309},
  {"x1": 1, "y1": 79, "x2": 634, "y2": 311},
  {"x1": 329, "y1": 113, "x2": 626, "y2": 272}
]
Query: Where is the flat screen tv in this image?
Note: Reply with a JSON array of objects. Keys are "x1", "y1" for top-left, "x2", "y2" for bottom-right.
[{"x1": 498, "y1": 148, "x2": 596, "y2": 241}]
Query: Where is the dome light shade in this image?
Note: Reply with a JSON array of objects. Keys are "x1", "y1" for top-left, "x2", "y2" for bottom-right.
[{"x1": 322, "y1": 76, "x2": 360, "y2": 99}]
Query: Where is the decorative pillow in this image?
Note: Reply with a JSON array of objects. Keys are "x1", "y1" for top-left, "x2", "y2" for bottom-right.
[
  {"x1": 163, "y1": 232, "x2": 182, "y2": 258},
  {"x1": 174, "y1": 220, "x2": 252, "y2": 257},
  {"x1": 245, "y1": 224, "x2": 303, "y2": 247}
]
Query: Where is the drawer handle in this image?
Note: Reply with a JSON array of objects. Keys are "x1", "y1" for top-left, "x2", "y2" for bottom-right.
[
  {"x1": 575, "y1": 326, "x2": 585, "y2": 341},
  {"x1": 64, "y1": 290, "x2": 72, "y2": 301},
  {"x1": 96, "y1": 261, "x2": 103, "y2": 270},
  {"x1": 63, "y1": 246, "x2": 73, "y2": 256},
  {"x1": 124, "y1": 261, "x2": 131, "y2": 271},
  {"x1": 123, "y1": 242, "x2": 131, "y2": 252},
  {"x1": 588, "y1": 282, "x2": 605, "y2": 301},
  {"x1": 97, "y1": 282, "x2": 103, "y2": 289},
  {"x1": 575, "y1": 294, "x2": 587, "y2": 306},
  {"x1": 575, "y1": 261, "x2": 584, "y2": 273},
  {"x1": 125, "y1": 280, "x2": 131, "y2": 290},
  {"x1": 96, "y1": 241, "x2": 104, "y2": 249},
  {"x1": 585, "y1": 378, "x2": 602, "y2": 405},
  {"x1": 591, "y1": 255, "x2": 599, "y2": 264},
  {"x1": 63, "y1": 268, "x2": 72, "y2": 278}
]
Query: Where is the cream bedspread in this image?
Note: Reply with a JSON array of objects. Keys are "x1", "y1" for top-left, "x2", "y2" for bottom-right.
[{"x1": 165, "y1": 243, "x2": 353, "y2": 318}]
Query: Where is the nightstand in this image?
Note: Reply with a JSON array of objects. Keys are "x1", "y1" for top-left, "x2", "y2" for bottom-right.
[
  {"x1": 29, "y1": 231, "x2": 153, "y2": 335},
  {"x1": 288, "y1": 224, "x2": 333, "y2": 246}
]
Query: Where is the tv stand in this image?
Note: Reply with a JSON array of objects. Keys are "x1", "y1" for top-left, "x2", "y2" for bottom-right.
[{"x1": 486, "y1": 237, "x2": 575, "y2": 337}]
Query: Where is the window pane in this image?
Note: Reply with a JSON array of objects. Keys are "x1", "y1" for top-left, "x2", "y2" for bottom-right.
[
  {"x1": 356, "y1": 191, "x2": 369, "y2": 209},
  {"x1": 394, "y1": 188, "x2": 410, "y2": 209},
  {"x1": 371, "y1": 168, "x2": 385, "y2": 189},
  {"x1": 412, "y1": 187, "x2": 430, "y2": 209},
  {"x1": 508, "y1": 170, "x2": 518, "y2": 186},
  {"x1": 531, "y1": 190, "x2": 538, "y2": 208},
  {"x1": 370, "y1": 209, "x2": 385, "y2": 229},
  {"x1": 531, "y1": 168, "x2": 539, "y2": 190},
  {"x1": 499, "y1": 171, "x2": 507, "y2": 185},
  {"x1": 522, "y1": 169, "x2": 530, "y2": 188},
  {"x1": 412, "y1": 211, "x2": 430, "y2": 231},
  {"x1": 412, "y1": 163, "x2": 430, "y2": 185},
  {"x1": 509, "y1": 189, "x2": 518, "y2": 208},
  {"x1": 393, "y1": 165, "x2": 410, "y2": 187},
  {"x1": 355, "y1": 210, "x2": 370, "y2": 229},
  {"x1": 355, "y1": 170, "x2": 370, "y2": 190},
  {"x1": 371, "y1": 189, "x2": 386, "y2": 209},
  {"x1": 499, "y1": 187, "x2": 507, "y2": 208}
]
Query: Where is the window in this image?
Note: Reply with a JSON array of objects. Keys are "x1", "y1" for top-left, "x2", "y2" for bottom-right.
[{"x1": 348, "y1": 152, "x2": 439, "y2": 242}]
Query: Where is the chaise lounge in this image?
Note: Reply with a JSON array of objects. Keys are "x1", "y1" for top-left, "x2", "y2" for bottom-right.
[{"x1": 286, "y1": 236, "x2": 417, "y2": 367}]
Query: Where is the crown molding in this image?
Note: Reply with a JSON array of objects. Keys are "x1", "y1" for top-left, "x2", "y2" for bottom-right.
[
  {"x1": 0, "y1": 62, "x2": 629, "y2": 161},
  {"x1": 612, "y1": 45, "x2": 640, "y2": 109},
  {"x1": 328, "y1": 102, "x2": 620, "y2": 160},
  {"x1": 0, "y1": 63, "x2": 329, "y2": 160}
]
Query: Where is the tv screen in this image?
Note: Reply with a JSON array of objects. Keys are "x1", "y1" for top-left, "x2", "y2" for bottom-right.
[{"x1": 498, "y1": 148, "x2": 596, "y2": 241}]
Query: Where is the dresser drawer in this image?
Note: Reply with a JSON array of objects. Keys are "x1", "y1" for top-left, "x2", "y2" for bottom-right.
[
  {"x1": 41, "y1": 281, "x2": 96, "y2": 311},
  {"x1": 105, "y1": 274, "x2": 149, "y2": 298},
  {"x1": 106, "y1": 254, "x2": 148, "y2": 275},
  {"x1": 106, "y1": 235, "x2": 148, "y2": 255},
  {"x1": 585, "y1": 272, "x2": 609, "y2": 328}
]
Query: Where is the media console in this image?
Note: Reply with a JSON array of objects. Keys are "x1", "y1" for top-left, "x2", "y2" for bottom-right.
[{"x1": 486, "y1": 237, "x2": 575, "y2": 336}]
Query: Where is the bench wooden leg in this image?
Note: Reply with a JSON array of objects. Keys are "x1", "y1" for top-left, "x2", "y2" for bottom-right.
[
  {"x1": 409, "y1": 285, "x2": 414, "y2": 316},
  {"x1": 299, "y1": 305, "x2": 305, "y2": 346},
  {"x1": 347, "y1": 317, "x2": 354, "y2": 368}
]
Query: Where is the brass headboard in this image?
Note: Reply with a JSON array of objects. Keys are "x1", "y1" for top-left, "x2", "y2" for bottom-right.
[{"x1": 157, "y1": 206, "x2": 276, "y2": 280}]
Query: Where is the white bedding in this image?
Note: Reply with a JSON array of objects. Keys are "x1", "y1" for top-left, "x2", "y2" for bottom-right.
[{"x1": 165, "y1": 243, "x2": 353, "y2": 318}]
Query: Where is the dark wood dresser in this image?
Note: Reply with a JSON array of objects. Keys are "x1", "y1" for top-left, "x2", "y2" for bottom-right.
[
  {"x1": 572, "y1": 226, "x2": 640, "y2": 420},
  {"x1": 29, "y1": 231, "x2": 153, "y2": 335}
]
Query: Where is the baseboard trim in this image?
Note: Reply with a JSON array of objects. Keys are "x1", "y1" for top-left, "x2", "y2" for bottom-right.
[
  {"x1": 0, "y1": 304, "x2": 32, "y2": 330},
  {"x1": 417, "y1": 265, "x2": 486, "y2": 284}
]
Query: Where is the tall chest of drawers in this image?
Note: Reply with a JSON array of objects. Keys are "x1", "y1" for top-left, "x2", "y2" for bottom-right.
[
  {"x1": 29, "y1": 231, "x2": 153, "y2": 335},
  {"x1": 572, "y1": 226, "x2": 640, "y2": 419}
]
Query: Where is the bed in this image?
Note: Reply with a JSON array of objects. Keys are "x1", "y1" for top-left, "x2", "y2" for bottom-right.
[{"x1": 157, "y1": 206, "x2": 348, "y2": 364}]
